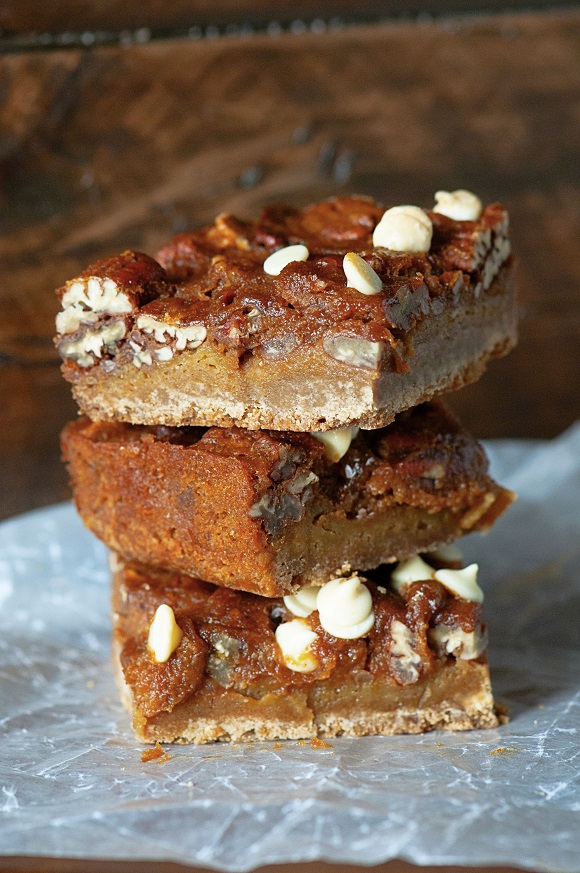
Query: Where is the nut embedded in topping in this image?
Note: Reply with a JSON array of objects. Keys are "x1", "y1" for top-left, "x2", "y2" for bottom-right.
[
  {"x1": 263, "y1": 244, "x2": 309, "y2": 276},
  {"x1": 323, "y1": 336, "x2": 385, "y2": 370},
  {"x1": 58, "y1": 321, "x2": 126, "y2": 368},
  {"x1": 287, "y1": 470, "x2": 318, "y2": 495},
  {"x1": 56, "y1": 306, "x2": 100, "y2": 335},
  {"x1": 343, "y1": 252, "x2": 382, "y2": 295},
  {"x1": 136, "y1": 314, "x2": 207, "y2": 351},
  {"x1": 372, "y1": 205, "x2": 433, "y2": 253},
  {"x1": 433, "y1": 189, "x2": 483, "y2": 222},
  {"x1": 316, "y1": 575, "x2": 375, "y2": 639},
  {"x1": 56, "y1": 277, "x2": 133, "y2": 336},
  {"x1": 62, "y1": 276, "x2": 131, "y2": 312},
  {"x1": 147, "y1": 604, "x2": 183, "y2": 663},
  {"x1": 481, "y1": 236, "x2": 512, "y2": 290},
  {"x1": 129, "y1": 340, "x2": 153, "y2": 369},
  {"x1": 275, "y1": 618, "x2": 319, "y2": 673},
  {"x1": 429, "y1": 624, "x2": 486, "y2": 661},
  {"x1": 56, "y1": 251, "x2": 167, "y2": 340},
  {"x1": 154, "y1": 347, "x2": 174, "y2": 362},
  {"x1": 390, "y1": 619, "x2": 422, "y2": 684}
]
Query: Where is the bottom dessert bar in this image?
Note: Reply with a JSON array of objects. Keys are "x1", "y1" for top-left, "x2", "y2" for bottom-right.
[{"x1": 112, "y1": 554, "x2": 501, "y2": 743}]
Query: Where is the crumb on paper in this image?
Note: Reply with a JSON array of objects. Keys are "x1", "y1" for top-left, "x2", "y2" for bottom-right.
[
  {"x1": 490, "y1": 747, "x2": 518, "y2": 757},
  {"x1": 310, "y1": 738, "x2": 334, "y2": 750},
  {"x1": 141, "y1": 741, "x2": 171, "y2": 763}
]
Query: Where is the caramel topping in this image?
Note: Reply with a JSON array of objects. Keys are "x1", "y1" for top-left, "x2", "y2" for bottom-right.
[
  {"x1": 114, "y1": 560, "x2": 484, "y2": 718},
  {"x1": 56, "y1": 197, "x2": 511, "y2": 377}
]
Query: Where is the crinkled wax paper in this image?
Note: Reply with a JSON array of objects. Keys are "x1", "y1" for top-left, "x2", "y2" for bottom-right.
[{"x1": 1, "y1": 424, "x2": 579, "y2": 872}]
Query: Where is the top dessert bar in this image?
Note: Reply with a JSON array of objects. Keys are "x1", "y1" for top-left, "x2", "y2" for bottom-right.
[{"x1": 55, "y1": 193, "x2": 516, "y2": 431}]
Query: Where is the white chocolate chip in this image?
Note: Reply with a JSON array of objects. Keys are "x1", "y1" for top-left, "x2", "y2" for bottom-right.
[
  {"x1": 343, "y1": 252, "x2": 382, "y2": 295},
  {"x1": 372, "y1": 206, "x2": 433, "y2": 253},
  {"x1": 434, "y1": 564, "x2": 483, "y2": 603},
  {"x1": 316, "y1": 575, "x2": 375, "y2": 639},
  {"x1": 283, "y1": 586, "x2": 319, "y2": 618},
  {"x1": 390, "y1": 555, "x2": 435, "y2": 594},
  {"x1": 310, "y1": 425, "x2": 359, "y2": 462},
  {"x1": 275, "y1": 619, "x2": 319, "y2": 673},
  {"x1": 129, "y1": 340, "x2": 153, "y2": 368},
  {"x1": 263, "y1": 244, "x2": 309, "y2": 276},
  {"x1": 147, "y1": 604, "x2": 183, "y2": 663},
  {"x1": 433, "y1": 189, "x2": 483, "y2": 222}
]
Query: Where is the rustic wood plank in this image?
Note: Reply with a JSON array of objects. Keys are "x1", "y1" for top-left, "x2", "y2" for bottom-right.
[
  {"x1": 0, "y1": 1, "x2": 560, "y2": 37},
  {"x1": 0, "y1": 10, "x2": 579, "y2": 519}
]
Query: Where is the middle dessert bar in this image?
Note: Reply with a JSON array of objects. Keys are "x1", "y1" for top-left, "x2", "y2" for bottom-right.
[{"x1": 63, "y1": 401, "x2": 514, "y2": 596}]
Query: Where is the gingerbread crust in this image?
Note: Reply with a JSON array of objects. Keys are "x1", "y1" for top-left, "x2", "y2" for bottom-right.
[
  {"x1": 55, "y1": 197, "x2": 517, "y2": 431},
  {"x1": 62, "y1": 402, "x2": 514, "y2": 596}
]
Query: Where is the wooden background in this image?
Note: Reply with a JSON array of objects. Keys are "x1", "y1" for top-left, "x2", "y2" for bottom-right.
[
  {"x1": 0, "y1": 4, "x2": 579, "y2": 869},
  {"x1": 2, "y1": 4, "x2": 579, "y2": 522}
]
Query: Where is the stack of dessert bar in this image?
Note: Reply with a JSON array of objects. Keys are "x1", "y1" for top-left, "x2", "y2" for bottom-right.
[{"x1": 56, "y1": 190, "x2": 517, "y2": 743}]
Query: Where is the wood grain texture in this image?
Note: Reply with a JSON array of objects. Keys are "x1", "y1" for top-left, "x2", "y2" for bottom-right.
[
  {"x1": 0, "y1": 0, "x2": 560, "y2": 36},
  {"x1": 0, "y1": 9, "x2": 579, "y2": 519}
]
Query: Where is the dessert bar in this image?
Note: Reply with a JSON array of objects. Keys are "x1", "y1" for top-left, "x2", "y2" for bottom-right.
[
  {"x1": 62, "y1": 401, "x2": 514, "y2": 596},
  {"x1": 55, "y1": 195, "x2": 516, "y2": 431},
  {"x1": 112, "y1": 553, "x2": 500, "y2": 743}
]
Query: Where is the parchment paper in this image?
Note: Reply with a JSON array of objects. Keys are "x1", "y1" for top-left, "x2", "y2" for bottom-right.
[{"x1": 0, "y1": 424, "x2": 579, "y2": 872}]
